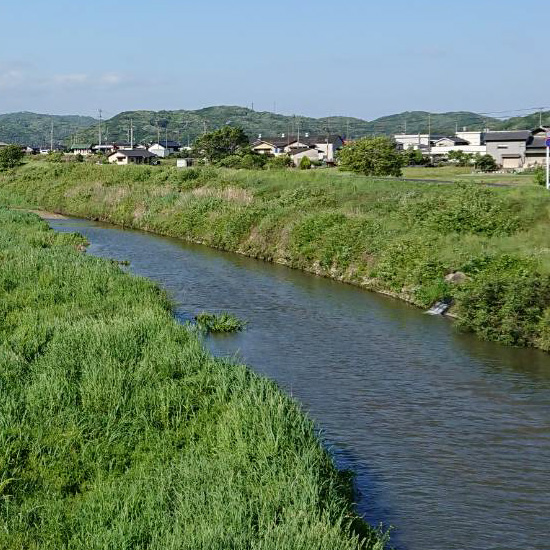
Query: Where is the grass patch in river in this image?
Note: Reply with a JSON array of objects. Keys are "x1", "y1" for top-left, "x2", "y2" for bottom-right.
[{"x1": 195, "y1": 311, "x2": 246, "y2": 333}]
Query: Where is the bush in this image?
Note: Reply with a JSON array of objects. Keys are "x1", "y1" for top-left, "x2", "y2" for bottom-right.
[
  {"x1": 454, "y1": 255, "x2": 550, "y2": 346},
  {"x1": 195, "y1": 311, "x2": 246, "y2": 332},
  {"x1": 0, "y1": 144, "x2": 24, "y2": 169},
  {"x1": 338, "y1": 137, "x2": 402, "y2": 177},
  {"x1": 533, "y1": 165, "x2": 546, "y2": 186},
  {"x1": 475, "y1": 154, "x2": 498, "y2": 172},
  {"x1": 45, "y1": 150, "x2": 64, "y2": 163},
  {"x1": 299, "y1": 156, "x2": 312, "y2": 170},
  {"x1": 266, "y1": 154, "x2": 292, "y2": 169}
]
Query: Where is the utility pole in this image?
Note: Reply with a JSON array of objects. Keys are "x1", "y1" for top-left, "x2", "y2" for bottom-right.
[
  {"x1": 98, "y1": 109, "x2": 102, "y2": 147},
  {"x1": 50, "y1": 119, "x2": 54, "y2": 151},
  {"x1": 203, "y1": 120, "x2": 207, "y2": 135},
  {"x1": 427, "y1": 113, "x2": 432, "y2": 159},
  {"x1": 130, "y1": 119, "x2": 134, "y2": 149},
  {"x1": 156, "y1": 121, "x2": 160, "y2": 144}
]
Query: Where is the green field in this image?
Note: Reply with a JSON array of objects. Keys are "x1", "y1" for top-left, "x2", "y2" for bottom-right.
[
  {"x1": 1, "y1": 162, "x2": 550, "y2": 350},
  {"x1": 0, "y1": 208, "x2": 383, "y2": 549},
  {"x1": 401, "y1": 166, "x2": 534, "y2": 185}
]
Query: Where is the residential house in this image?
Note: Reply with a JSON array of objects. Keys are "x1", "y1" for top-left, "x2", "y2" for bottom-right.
[
  {"x1": 394, "y1": 134, "x2": 445, "y2": 151},
  {"x1": 251, "y1": 134, "x2": 344, "y2": 162},
  {"x1": 69, "y1": 143, "x2": 94, "y2": 156},
  {"x1": 108, "y1": 149, "x2": 156, "y2": 165},
  {"x1": 395, "y1": 132, "x2": 486, "y2": 157},
  {"x1": 484, "y1": 130, "x2": 531, "y2": 169},
  {"x1": 92, "y1": 144, "x2": 116, "y2": 155},
  {"x1": 524, "y1": 127, "x2": 549, "y2": 168},
  {"x1": 148, "y1": 140, "x2": 181, "y2": 158}
]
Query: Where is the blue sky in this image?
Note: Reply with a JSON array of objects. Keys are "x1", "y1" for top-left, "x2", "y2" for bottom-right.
[{"x1": 0, "y1": 0, "x2": 547, "y2": 120}]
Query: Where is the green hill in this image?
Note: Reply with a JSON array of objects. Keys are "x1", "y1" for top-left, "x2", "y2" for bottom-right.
[
  {"x1": 63, "y1": 106, "x2": 503, "y2": 145},
  {"x1": 0, "y1": 112, "x2": 97, "y2": 147},
  {"x1": 1, "y1": 106, "x2": 545, "y2": 148}
]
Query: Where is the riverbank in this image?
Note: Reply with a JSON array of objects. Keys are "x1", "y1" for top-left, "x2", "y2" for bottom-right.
[
  {"x1": 0, "y1": 207, "x2": 383, "y2": 549},
  {"x1": 1, "y1": 162, "x2": 550, "y2": 350}
]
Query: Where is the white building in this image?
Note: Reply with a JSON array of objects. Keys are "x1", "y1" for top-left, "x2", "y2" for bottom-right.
[{"x1": 148, "y1": 140, "x2": 181, "y2": 158}]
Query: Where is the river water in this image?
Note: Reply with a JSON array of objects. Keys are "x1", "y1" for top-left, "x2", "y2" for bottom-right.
[{"x1": 50, "y1": 217, "x2": 550, "y2": 550}]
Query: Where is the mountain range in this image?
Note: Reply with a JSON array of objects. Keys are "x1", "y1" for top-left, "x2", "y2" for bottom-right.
[{"x1": 1, "y1": 106, "x2": 549, "y2": 147}]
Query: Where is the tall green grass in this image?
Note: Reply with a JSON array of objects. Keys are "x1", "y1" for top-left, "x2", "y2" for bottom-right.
[
  {"x1": 1, "y1": 162, "x2": 550, "y2": 349},
  {"x1": 0, "y1": 208, "x2": 384, "y2": 549}
]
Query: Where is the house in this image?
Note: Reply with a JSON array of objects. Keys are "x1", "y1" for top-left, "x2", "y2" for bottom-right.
[
  {"x1": 524, "y1": 127, "x2": 550, "y2": 168},
  {"x1": 69, "y1": 143, "x2": 94, "y2": 156},
  {"x1": 432, "y1": 136, "x2": 469, "y2": 147},
  {"x1": 92, "y1": 144, "x2": 116, "y2": 155},
  {"x1": 148, "y1": 140, "x2": 181, "y2": 158},
  {"x1": 251, "y1": 134, "x2": 344, "y2": 162},
  {"x1": 394, "y1": 134, "x2": 445, "y2": 150},
  {"x1": 108, "y1": 149, "x2": 156, "y2": 165},
  {"x1": 484, "y1": 131, "x2": 531, "y2": 169},
  {"x1": 250, "y1": 136, "x2": 290, "y2": 156},
  {"x1": 113, "y1": 141, "x2": 131, "y2": 150}
]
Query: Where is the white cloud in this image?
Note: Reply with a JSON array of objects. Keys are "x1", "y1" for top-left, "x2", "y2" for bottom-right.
[{"x1": 0, "y1": 64, "x2": 129, "y2": 93}]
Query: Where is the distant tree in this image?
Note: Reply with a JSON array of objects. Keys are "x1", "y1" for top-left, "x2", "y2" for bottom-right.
[
  {"x1": 193, "y1": 126, "x2": 249, "y2": 162},
  {"x1": 402, "y1": 146, "x2": 425, "y2": 166},
  {"x1": 338, "y1": 136, "x2": 402, "y2": 177},
  {"x1": 475, "y1": 154, "x2": 497, "y2": 172},
  {"x1": 216, "y1": 152, "x2": 266, "y2": 169},
  {"x1": 0, "y1": 144, "x2": 25, "y2": 169},
  {"x1": 75, "y1": 153, "x2": 84, "y2": 163},
  {"x1": 448, "y1": 150, "x2": 474, "y2": 167},
  {"x1": 299, "y1": 156, "x2": 312, "y2": 170}
]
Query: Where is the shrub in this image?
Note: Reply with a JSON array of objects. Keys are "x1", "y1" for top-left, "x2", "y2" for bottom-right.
[
  {"x1": 475, "y1": 154, "x2": 498, "y2": 172},
  {"x1": 0, "y1": 144, "x2": 24, "y2": 169},
  {"x1": 533, "y1": 165, "x2": 546, "y2": 186},
  {"x1": 454, "y1": 256, "x2": 550, "y2": 346},
  {"x1": 266, "y1": 154, "x2": 292, "y2": 169},
  {"x1": 299, "y1": 156, "x2": 312, "y2": 170}
]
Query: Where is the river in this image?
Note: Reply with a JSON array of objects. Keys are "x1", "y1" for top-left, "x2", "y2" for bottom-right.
[{"x1": 49, "y1": 216, "x2": 550, "y2": 550}]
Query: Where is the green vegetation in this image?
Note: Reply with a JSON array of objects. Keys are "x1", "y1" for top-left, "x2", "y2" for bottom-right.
[
  {"x1": 0, "y1": 207, "x2": 383, "y2": 549},
  {"x1": 63, "y1": 106, "x2": 505, "y2": 146},
  {"x1": 0, "y1": 144, "x2": 25, "y2": 169},
  {"x1": 299, "y1": 155, "x2": 312, "y2": 170},
  {"x1": 193, "y1": 126, "x2": 250, "y2": 162},
  {"x1": 533, "y1": 165, "x2": 546, "y2": 186},
  {"x1": 338, "y1": 137, "x2": 402, "y2": 177},
  {"x1": 0, "y1": 112, "x2": 96, "y2": 146},
  {"x1": 400, "y1": 165, "x2": 532, "y2": 185},
  {"x1": 195, "y1": 311, "x2": 246, "y2": 333},
  {"x1": 2, "y1": 163, "x2": 550, "y2": 350}
]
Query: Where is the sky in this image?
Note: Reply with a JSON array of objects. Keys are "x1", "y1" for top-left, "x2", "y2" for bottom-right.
[{"x1": 0, "y1": 0, "x2": 548, "y2": 121}]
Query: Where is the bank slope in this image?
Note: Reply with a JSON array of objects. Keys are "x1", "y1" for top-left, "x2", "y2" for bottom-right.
[
  {"x1": 0, "y1": 208, "x2": 382, "y2": 549},
  {"x1": 2, "y1": 162, "x2": 550, "y2": 351}
]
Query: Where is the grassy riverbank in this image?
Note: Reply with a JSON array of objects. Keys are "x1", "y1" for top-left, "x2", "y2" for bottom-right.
[
  {"x1": 0, "y1": 208, "x2": 383, "y2": 549},
  {"x1": 1, "y1": 162, "x2": 550, "y2": 350}
]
